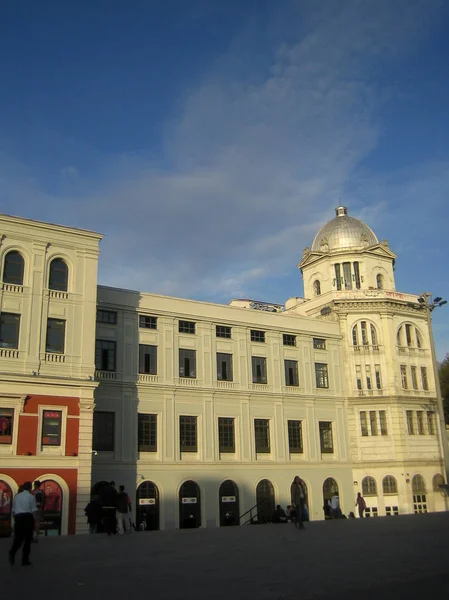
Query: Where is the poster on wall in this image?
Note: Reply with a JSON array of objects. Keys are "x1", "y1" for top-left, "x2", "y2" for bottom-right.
[{"x1": 0, "y1": 481, "x2": 13, "y2": 537}]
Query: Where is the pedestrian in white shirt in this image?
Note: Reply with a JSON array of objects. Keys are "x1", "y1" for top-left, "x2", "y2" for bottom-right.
[{"x1": 9, "y1": 481, "x2": 38, "y2": 566}]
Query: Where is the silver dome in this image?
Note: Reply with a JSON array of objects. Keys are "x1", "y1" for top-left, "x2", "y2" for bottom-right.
[{"x1": 311, "y1": 206, "x2": 378, "y2": 253}]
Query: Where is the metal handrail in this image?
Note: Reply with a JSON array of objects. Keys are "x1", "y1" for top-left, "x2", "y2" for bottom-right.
[{"x1": 239, "y1": 497, "x2": 269, "y2": 526}]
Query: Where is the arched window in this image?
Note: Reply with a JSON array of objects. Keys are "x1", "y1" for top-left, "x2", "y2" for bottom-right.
[
  {"x1": 352, "y1": 326, "x2": 358, "y2": 346},
  {"x1": 3, "y1": 251, "x2": 24, "y2": 285},
  {"x1": 376, "y1": 274, "x2": 383, "y2": 290},
  {"x1": 412, "y1": 475, "x2": 426, "y2": 494},
  {"x1": 397, "y1": 324, "x2": 424, "y2": 349},
  {"x1": 49, "y1": 258, "x2": 68, "y2": 292},
  {"x1": 416, "y1": 330, "x2": 422, "y2": 349},
  {"x1": 322, "y1": 477, "x2": 338, "y2": 501},
  {"x1": 352, "y1": 321, "x2": 379, "y2": 347},
  {"x1": 362, "y1": 476, "x2": 377, "y2": 496},
  {"x1": 432, "y1": 474, "x2": 445, "y2": 492},
  {"x1": 370, "y1": 324, "x2": 378, "y2": 346},
  {"x1": 313, "y1": 280, "x2": 321, "y2": 296},
  {"x1": 256, "y1": 479, "x2": 275, "y2": 524},
  {"x1": 382, "y1": 475, "x2": 397, "y2": 495}
]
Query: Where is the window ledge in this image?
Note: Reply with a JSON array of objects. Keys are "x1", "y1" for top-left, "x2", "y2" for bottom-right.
[
  {"x1": 175, "y1": 378, "x2": 200, "y2": 387},
  {"x1": 250, "y1": 383, "x2": 271, "y2": 392},
  {"x1": 215, "y1": 380, "x2": 237, "y2": 389}
]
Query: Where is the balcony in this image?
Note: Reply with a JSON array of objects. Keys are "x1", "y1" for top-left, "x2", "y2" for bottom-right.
[
  {"x1": 48, "y1": 290, "x2": 69, "y2": 300},
  {"x1": 357, "y1": 389, "x2": 383, "y2": 397},
  {"x1": 138, "y1": 374, "x2": 159, "y2": 384},
  {"x1": 353, "y1": 344, "x2": 380, "y2": 353},
  {"x1": 250, "y1": 383, "x2": 271, "y2": 392},
  {"x1": 95, "y1": 370, "x2": 121, "y2": 381},
  {"x1": 215, "y1": 380, "x2": 237, "y2": 390},
  {"x1": 397, "y1": 346, "x2": 427, "y2": 356},
  {"x1": 44, "y1": 353, "x2": 66, "y2": 363},
  {"x1": 2, "y1": 283, "x2": 23, "y2": 293},
  {"x1": 0, "y1": 348, "x2": 20, "y2": 359},
  {"x1": 175, "y1": 377, "x2": 200, "y2": 387}
]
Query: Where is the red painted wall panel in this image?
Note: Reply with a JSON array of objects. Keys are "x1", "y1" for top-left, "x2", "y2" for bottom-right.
[
  {"x1": 65, "y1": 418, "x2": 80, "y2": 456},
  {"x1": 23, "y1": 395, "x2": 80, "y2": 416},
  {"x1": 17, "y1": 415, "x2": 38, "y2": 455}
]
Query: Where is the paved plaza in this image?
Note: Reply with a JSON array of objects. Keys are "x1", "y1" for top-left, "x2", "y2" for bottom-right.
[{"x1": 2, "y1": 513, "x2": 449, "y2": 599}]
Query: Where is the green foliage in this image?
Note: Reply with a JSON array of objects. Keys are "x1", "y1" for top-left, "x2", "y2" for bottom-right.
[{"x1": 439, "y1": 354, "x2": 449, "y2": 424}]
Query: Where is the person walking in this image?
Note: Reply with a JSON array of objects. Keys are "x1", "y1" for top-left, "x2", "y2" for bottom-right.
[
  {"x1": 355, "y1": 492, "x2": 366, "y2": 518},
  {"x1": 32, "y1": 480, "x2": 45, "y2": 543},
  {"x1": 291, "y1": 476, "x2": 305, "y2": 529},
  {"x1": 116, "y1": 485, "x2": 132, "y2": 535},
  {"x1": 9, "y1": 481, "x2": 38, "y2": 566}
]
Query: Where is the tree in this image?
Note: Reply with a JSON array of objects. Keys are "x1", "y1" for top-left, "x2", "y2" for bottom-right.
[{"x1": 439, "y1": 354, "x2": 449, "y2": 424}]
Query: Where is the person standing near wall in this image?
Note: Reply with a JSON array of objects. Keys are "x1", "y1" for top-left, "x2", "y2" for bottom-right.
[
  {"x1": 291, "y1": 476, "x2": 305, "y2": 530},
  {"x1": 355, "y1": 492, "x2": 366, "y2": 518},
  {"x1": 116, "y1": 485, "x2": 132, "y2": 535},
  {"x1": 9, "y1": 481, "x2": 38, "y2": 566}
]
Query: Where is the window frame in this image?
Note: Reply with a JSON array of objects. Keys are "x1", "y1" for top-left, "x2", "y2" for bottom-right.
[
  {"x1": 2, "y1": 250, "x2": 25, "y2": 285},
  {"x1": 315, "y1": 363, "x2": 329, "y2": 389},
  {"x1": 360, "y1": 411, "x2": 368, "y2": 436},
  {"x1": 362, "y1": 476, "x2": 378, "y2": 497},
  {"x1": 96, "y1": 310, "x2": 117, "y2": 325},
  {"x1": 218, "y1": 417, "x2": 235, "y2": 453},
  {"x1": 92, "y1": 411, "x2": 115, "y2": 452},
  {"x1": 95, "y1": 339, "x2": 117, "y2": 372},
  {"x1": 0, "y1": 408, "x2": 14, "y2": 445},
  {"x1": 179, "y1": 348, "x2": 197, "y2": 378},
  {"x1": 48, "y1": 258, "x2": 68, "y2": 292},
  {"x1": 137, "y1": 413, "x2": 157, "y2": 452},
  {"x1": 313, "y1": 338, "x2": 326, "y2": 350},
  {"x1": 45, "y1": 318, "x2": 66, "y2": 354},
  {"x1": 282, "y1": 334, "x2": 296, "y2": 347},
  {"x1": 0, "y1": 312, "x2": 20, "y2": 349},
  {"x1": 382, "y1": 475, "x2": 398, "y2": 495},
  {"x1": 406, "y1": 410, "x2": 415, "y2": 435},
  {"x1": 251, "y1": 356, "x2": 267, "y2": 384},
  {"x1": 216, "y1": 352, "x2": 233, "y2": 382},
  {"x1": 216, "y1": 325, "x2": 231, "y2": 339},
  {"x1": 139, "y1": 315, "x2": 157, "y2": 329},
  {"x1": 284, "y1": 359, "x2": 299, "y2": 387},
  {"x1": 250, "y1": 329, "x2": 266, "y2": 343},
  {"x1": 179, "y1": 320, "x2": 196, "y2": 334},
  {"x1": 319, "y1": 421, "x2": 334, "y2": 454},
  {"x1": 254, "y1": 418, "x2": 271, "y2": 454},
  {"x1": 179, "y1": 415, "x2": 198, "y2": 452},
  {"x1": 41, "y1": 409, "x2": 63, "y2": 448},
  {"x1": 139, "y1": 344, "x2": 157, "y2": 375},
  {"x1": 287, "y1": 420, "x2": 303, "y2": 454}
]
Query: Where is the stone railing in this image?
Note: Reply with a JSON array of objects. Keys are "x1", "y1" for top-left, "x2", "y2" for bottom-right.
[
  {"x1": 48, "y1": 290, "x2": 69, "y2": 300},
  {"x1": 138, "y1": 374, "x2": 159, "y2": 384},
  {"x1": 175, "y1": 377, "x2": 200, "y2": 387},
  {"x1": 0, "y1": 348, "x2": 20, "y2": 359},
  {"x1": 44, "y1": 353, "x2": 66, "y2": 363},
  {"x1": 215, "y1": 380, "x2": 237, "y2": 390},
  {"x1": 2, "y1": 283, "x2": 24, "y2": 293},
  {"x1": 95, "y1": 370, "x2": 121, "y2": 381}
]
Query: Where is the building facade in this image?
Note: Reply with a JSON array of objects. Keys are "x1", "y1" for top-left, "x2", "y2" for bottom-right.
[{"x1": 0, "y1": 207, "x2": 447, "y2": 535}]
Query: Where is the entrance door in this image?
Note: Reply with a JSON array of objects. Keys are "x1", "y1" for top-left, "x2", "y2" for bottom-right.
[
  {"x1": 412, "y1": 475, "x2": 427, "y2": 513},
  {"x1": 39, "y1": 480, "x2": 63, "y2": 536},
  {"x1": 219, "y1": 480, "x2": 239, "y2": 526},
  {"x1": 179, "y1": 480, "x2": 201, "y2": 529},
  {"x1": 322, "y1": 477, "x2": 338, "y2": 519},
  {"x1": 136, "y1": 481, "x2": 160, "y2": 530},
  {"x1": 256, "y1": 479, "x2": 275, "y2": 524},
  {"x1": 0, "y1": 480, "x2": 13, "y2": 537}
]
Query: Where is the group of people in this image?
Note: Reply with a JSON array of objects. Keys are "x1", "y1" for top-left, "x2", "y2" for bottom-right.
[
  {"x1": 8, "y1": 480, "x2": 45, "y2": 566},
  {"x1": 85, "y1": 481, "x2": 133, "y2": 535}
]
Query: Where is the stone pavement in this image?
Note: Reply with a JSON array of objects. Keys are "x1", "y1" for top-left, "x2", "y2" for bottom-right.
[{"x1": 2, "y1": 513, "x2": 449, "y2": 599}]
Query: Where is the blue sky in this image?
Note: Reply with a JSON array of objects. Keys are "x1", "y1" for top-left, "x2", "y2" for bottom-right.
[{"x1": 1, "y1": 0, "x2": 449, "y2": 358}]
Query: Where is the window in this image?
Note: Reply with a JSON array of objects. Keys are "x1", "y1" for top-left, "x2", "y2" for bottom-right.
[
  {"x1": 96, "y1": 310, "x2": 117, "y2": 325},
  {"x1": 417, "y1": 411, "x2": 425, "y2": 435},
  {"x1": 0, "y1": 408, "x2": 14, "y2": 444},
  {"x1": 334, "y1": 264, "x2": 342, "y2": 290},
  {"x1": 411, "y1": 366, "x2": 418, "y2": 390},
  {"x1": 250, "y1": 329, "x2": 265, "y2": 343},
  {"x1": 287, "y1": 420, "x2": 303, "y2": 453},
  {"x1": 343, "y1": 262, "x2": 352, "y2": 290},
  {"x1": 361, "y1": 321, "x2": 368, "y2": 345},
  {"x1": 379, "y1": 410, "x2": 388, "y2": 435},
  {"x1": 352, "y1": 326, "x2": 358, "y2": 346},
  {"x1": 179, "y1": 320, "x2": 195, "y2": 334},
  {"x1": 46, "y1": 318, "x2": 65, "y2": 354},
  {"x1": 252, "y1": 357, "x2": 267, "y2": 384},
  {"x1": 218, "y1": 417, "x2": 235, "y2": 453},
  {"x1": 313, "y1": 280, "x2": 321, "y2": 296},
  {"x1": 313, "y1": 338, "x2": 326, "y2": 350},
  {"x1": 376, "y1": 274, "x2": 383, "y2": 290},
  {"x1": 405, "y1": 324, "x2": 412, "y2": 347},
  {"x1": 48, "y1": 258, "x2": 68, "y2": 292},
  {"x1": 356, "y1": 365, "x2": 362, "y2": 390},
  {"x1": 366, "y1": 365, "x2": 372, "y2": 390},
  {"x1": 383, "y1": 476, "x2": 398, "y2": 495},
  {"x1": 421, "y1": 367, "x2": 429, "y2": 391},
  {"x1": 180, "y1": 416, "x2": 197, "y2": 452},
  {"x1": 427, "y1": 411, "x2": 435, "y2": 435},
  {"x1": 370, "y1": 324, "x2": 378, "y2": 346},
  {"x1": 354, "y1": 261, "x2": 361, "y2": 289},
  {"x1": 416, "y1": 330, "x2": 422, "y2": 348},
  {"x1": 95, "y1": 340, "x2": 116, "y2": 371},
  {"x1": 139, "y1": 345, "x2": 157, "y2": 375},
  {"x1": 397, "y1": 324, "x2": 423, "y2": 349},
  {"x1": 400, "y1": 365, "x2": 408, "y2": 389},
  {"x1": 319, "y1": 421, "x2": 333, "y2": 453},
  {"x1": 369, "y1": 411, "x2": 378, "y2": 436},
  {"x1": 217, "y1": 353, "x2": 233, "y2": 381},
  {"x1": 254, "y1": 419, "x2": 270, "y2": 453},
  {"x1": 375, "y1": 365, "x2": 382, "y2": 389},
  {"x1": 284, "y1": 360, "x2": 299, "y2": 387},
  {"x1": 362, "y1": 476, "x2": 377, "y2": 496},
  {"x1": 433, "y1": 474, "x2": 445, "y2": 492},
  {"x1": 0, "y1": 312, "x2": 20, "y2": 348},
  {"x1": 360, "y1": 411, "x2": 368, "y2": 436},
  {"x1": 138, "y1": 414, "x2": 157, "y2": 452},
  {"x1": 41, "y1": 410, "x2": 62, "y2": 446},
  {"x1": 179, "y1": 349, "x2": 196, "y2": 378},
  {"x1": 315, "y1": 363, "x2": 329, "y2": 388},
  {"x1": 139, "y1": 315, "x2": 157, "y2": 329},
  {"x1": 216, "y1": 325, "x2": 231, "y2": 339},
  {"x1": 283, "y1": 334, "x2": 296, "y2": 346},
  {"x1": 93, "y1": 412, "x2": 115, "y2": 451},
  {"x1": 406, "y1": 410, "x2": 414, "y2": 435},
  {"x1": 3, "y1": 251, "x2": 24, "y2": 285}
]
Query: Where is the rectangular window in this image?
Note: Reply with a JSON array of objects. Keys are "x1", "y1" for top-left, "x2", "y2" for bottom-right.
[
  {"x1": 0, "y1": 408, "x2": 14, "y2": 444},
  {"x1": 216, "y1": 325, "x2": 231, "y2": 339},
  {"x1": 217, "y1": 353, "x2": 233, "y2": 381},
  {"x1": 179, "y1": 320, "x2": 195, "y2": 334},
  {"x1": 287, "y1": 420, "x2": 303, "y2": 453},
  {"x1": 139, "y1": 315, "x2": 157, "y2": 329},
  {"x1": 319, "y1": 421, "x2": 334, "y2": 453},
  {"x1": 427, "y1": 411, "x2": 435, "y2": 435},
  {"x1": 179, "y1": 349, "x2": 196, "y2": 378},
  {"x1": 354, "y1": 261, "x2": 361, "y2": 289},
  {"x1": 218, "y1": 417, "x2": 235, "y2": 453},
  {"x1": 400, "y1": 365, "x2": 408, "y2": 389},
  {"x1": 46, "y1": 318, "x2": 65, "y2": 354},
  {"x1": 250, "y1": 329, "x2": 265, "y2": 343},
  {"x1": 93, "y1": 412, "x2": 115, "y2": 451},
  {"x1": 180, "y1": 416, "x2": 197, "y2": 452},
  {"x1": 138, "y1": 414, "x2": 157, "y2": 452},
  {"x1": 420, "y1": 367, "x2": 429, "y2": 391},
  {"x1": 361, "y1": 321, "x2": 368, "y2": 345},
  {"x1": 252, "y1": 357, "x2": 267, "y2": 384},
  {"x1": 334, "y1": 264, "x2": 342, "y2": 290},
  {"x1": 343, "y1": 262, "x2": 352, "y2": 290},
  {"x1": 95, "y1": 340, "x2": 116, "y2": 371},
  {"x1": 406, "y1": 410, "x2": 414, "y2": 435},
  {"x1": 96, "y1": 310, "x2": 117, "y2": 325},
  {"x1": 360, "y1": 411, "x2": 368, "y2": 436},
  {"x1": 356, "y1": 365, "x2": 362, "y2": 390},
  {"x1": 139, "y1": 344, "x2": 157, "y2": 375},
  {"x1": 411, "y1": 366, "x2": 418, "y2": 390},
  {"x1": 369, "y1": 410, "x2": 378, "y2": 436},
  {"x1": 375, "y1": 365, "x2": 382, "y2": 389},
  {"x1": 0, "y1": 312, "x2": 20, "y2": 349},
  {"x1": 379, "y1": 410, "x2": 388, "y2": 435},
  {"x1": 254, "y1": 419, "x2": 270, "y2": 453},
  {"x1": 283, "y1": 334, "x2": 296, "y2": 346},
  {"x1": 417, "y1": 411, "x2": 425, "y2": 435},
  {"x1": 284, "y1": 360, "x2": 299, "y2": 387},
  {"x1": 313, "y1": 338, "x2": 326, "y2": 350},
  {"x1": 366, "y1": 365, "x2": 372, "y2": 390},
  {"x1": 41, "y1": 410, "x2": 62, "y2": 446},
  {"x1": 315, "y1": 363, "x2": 329, "y2": 388}
]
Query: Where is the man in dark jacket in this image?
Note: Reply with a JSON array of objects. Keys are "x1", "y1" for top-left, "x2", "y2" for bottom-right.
[
  {"x1": 85, "y1": 495, "x2": 103, "y2": 534},
  {"x1": 100, "y1": 481, "x2": 118, "y2": 535}
]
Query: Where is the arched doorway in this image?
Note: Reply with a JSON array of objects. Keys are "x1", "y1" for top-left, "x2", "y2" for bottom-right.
[
  {"x1": 256, "y1": 479, "x2": 275, "y2": 524},
  {"x1": 290, "y1": 478, "x2": 309, "y2": 521},
  {"x1": 39, "y1": 480, "x2": 63, "y2": 536},
  {"x1": 0, "y1": 480, "x2": 13, "y2": 537},
  {"x1": 412, "y1": 475, "x2": 427, "y2": 513},
  {"x1": 179, "y1": 480, "x2": 201, "y2": 529},
  {"x1": 219, "y1": 480, "x2": 239, "y2": 526},
  {"x1": 322, "y1": 477, "x2": 338, "y2": 519},
  {"x1": 136, "y1": 481, "x2": 160, "y2": 531}
]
